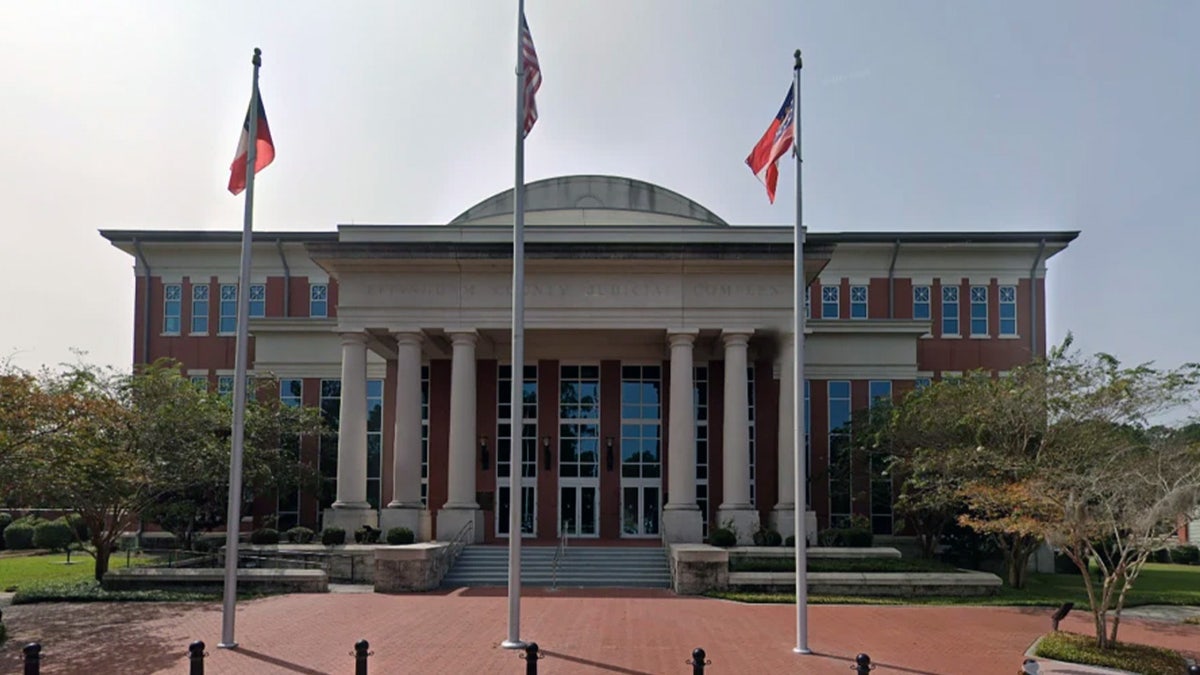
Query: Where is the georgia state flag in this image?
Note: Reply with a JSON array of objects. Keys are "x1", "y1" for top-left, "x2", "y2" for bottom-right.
[
  {"x1": 228, "y1": 93, "x2": 275, "y2": 196},
  {"x1": 745, "y1": 86, "x2": 795, "y2": 203}
]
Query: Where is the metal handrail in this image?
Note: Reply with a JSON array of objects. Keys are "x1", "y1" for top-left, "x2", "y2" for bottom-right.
[
  {"x1": 448, "y1": 520, "x2": 474, "y2": 565},
  {"x1": 551, "y1": 521, "x2": 570, "y2": 590}
]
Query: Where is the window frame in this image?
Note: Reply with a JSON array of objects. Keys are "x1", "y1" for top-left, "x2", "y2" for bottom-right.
[
  {"x1": 190, "y1": 283, "x2": 209, "y2": 334},
  {"x1": 219, "y1": 284, "x2": 238, "y2": 334},
  {"x1": 849, "y1": 284, "x2": 868, "y2": 319},
  {"x1": 163, "y1": 283, "x2": 182, "y2": 335},
  {"x1": 969, "y1": 285, "x2": 988, "y2": 337},
  {"x1": 310, "y1": 283, "x2": 329, "y2": 318},
  {"x1": 249, "y1": 283, "x2": 266, "y2": 319},
  {"x1": 941, "y1": 285, "x2": 960, "y2": 337},
  {"x1": 912, "y1": 285, "x2": 931, "y2": 321},
  {"x1": 821, "y1": 285, "x2": 840, "y2": 319},
  {"x1": 999, "y1": 285, "x2": 1017, "y2": 336}
]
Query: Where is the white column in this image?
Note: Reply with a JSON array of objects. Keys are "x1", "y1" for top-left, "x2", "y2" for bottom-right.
[
  {"x1": 663, "y1": 332, "x2": 703, "y2": 542},
  {"x1": 718, "y1": 330, "x2": 759, "y2": 543},
  {"x1": 389, "y1": 332, "x2": 424, "y2": 508},
  {"x1": 333, "y1": 333, "x2": 370, "y2": 509},
  {"x1": 776, "y1": 333, "x2": 795, "y2": 509},
  {"x1": 445, "y1": 331, "x2": 478, "y2": 509}
]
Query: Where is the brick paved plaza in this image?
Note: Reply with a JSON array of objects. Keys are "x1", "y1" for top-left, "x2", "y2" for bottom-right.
[{"x1": 2, "y1": 588, "x2": 1198, "y2": 674}]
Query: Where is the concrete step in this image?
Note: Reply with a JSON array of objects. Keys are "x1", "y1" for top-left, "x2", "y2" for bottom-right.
[{"x1": 443, "y1": 545, "x2": 670, "y2": 589}]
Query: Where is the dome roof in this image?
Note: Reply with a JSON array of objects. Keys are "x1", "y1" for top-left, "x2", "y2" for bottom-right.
[{"x1": 450, "y1": 175, "x2": 727, "y2": 226}]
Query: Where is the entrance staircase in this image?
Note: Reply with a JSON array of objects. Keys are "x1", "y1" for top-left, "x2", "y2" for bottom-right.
[{"x1": 441, "y1": 545, "x2": 670, "y2": 589}]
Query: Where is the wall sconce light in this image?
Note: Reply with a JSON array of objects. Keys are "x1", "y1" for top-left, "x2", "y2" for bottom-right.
[
  {"x1": 542, "y1": 436, "x2": 552, "y2": 470},
  {"x1": 479, "y1": 435, "x2": 490, "y2": 471},
  {"x1": 605, "y1": 436, "x2": 614, "y2": 472}
]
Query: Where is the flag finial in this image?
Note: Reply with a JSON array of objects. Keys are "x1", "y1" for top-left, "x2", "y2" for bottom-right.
[
  {"x1": 252, "y1": 48, "x2": 262, "y2": 67},
  {"x1": 794, "y1": 49, "x2": 802, "y2": 71}
]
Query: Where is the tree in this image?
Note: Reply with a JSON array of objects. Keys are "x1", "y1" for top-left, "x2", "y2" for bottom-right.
[{"x1": 10, "y1": 360, "x2": 323, "y2": 581}]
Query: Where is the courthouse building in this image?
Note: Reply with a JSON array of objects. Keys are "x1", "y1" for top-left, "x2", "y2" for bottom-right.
[{"x1": 101, "y1": 175, "x2": 1076, "y2": 544}]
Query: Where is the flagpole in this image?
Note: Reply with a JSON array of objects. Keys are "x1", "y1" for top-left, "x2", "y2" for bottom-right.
[
  {"x1": 792, "y1": 48, "x2": 811, "y2": 656},
  {"x1": 502, "y1": 0, "x2": 527, "y2": 650},
  {"x1": 219, "y1": 46, "x2": 262, "y2": 651}
]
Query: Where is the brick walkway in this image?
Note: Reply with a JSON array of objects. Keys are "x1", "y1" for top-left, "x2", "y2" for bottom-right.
[{"x1": 2, "y1": 588, "x2": 1197, "y2": 674}]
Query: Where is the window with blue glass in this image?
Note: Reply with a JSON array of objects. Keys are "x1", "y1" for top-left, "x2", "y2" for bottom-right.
[
  {"x1": 850, "y1": 285, "x2": 868, "y2": 319},
  {"x1": 190, "y1": 375, "x2": 208, "y2": 390},
  {"x1": 191, "y1": 284, "x2": 209, "y2": 334},
  {"x1": 941, "y1": 285, "x2": 959, "y2": 336},
  {"x1": 913, "y1": 285, "x2": 931, "y2": 320},
  {"x1": 999, "y1": 285, "x2": 1017, "y2": 336},
  {"x1": 498, "y1": 364, "x2": 538, "y2": 536},
  {"x1": 821, "y1": 285, "x2": 839, "y2": 319},
  {"x1": 219, "y1": 284, "x2": 237, "y2": 333},
  {"x1": 828, "y1": 380, "x2": 852, "y2": 528},
  {"x1": 915, "y1": 377, "x2": 932, "y2": 390},
  {"x1": 694, "y1": 365, "x2": 710, "y2": 535},
  {"x1": 249, "y1": 284, "x2": 266, "y2": 318},
  {"x1": 163, "y1": 284, "x2": 181, "y2": 334},
  {"x1": 310, "y1": 283, "x2": 328, "y2": 318},
  {"x1": 970, "y1": 285, "x2": 988, "y2": 336},
  {"x1": 318, "y1": 379, "x2": 341, "y2": 511},
  {"x1": 277, "y1": 379, "x2": 303, "y2": 529},
  {"x1": 621, "y1": 365, "x2": 662, "y2": 537},
  {"x1": 804, "y1": 379, "x2": 811, "y2": 507},
  {"x1": 868, "y1": 380, "x2": 894, "y2": 534},
  {"x1": 217, "y1": 375, "x2": 234, "y2": 397},
  {"x1": 366, "y1": 379, "x2": 384, "y2": 509},
  {"x1": 869, "y1": 380, "x2": 892, "y2": 405}
]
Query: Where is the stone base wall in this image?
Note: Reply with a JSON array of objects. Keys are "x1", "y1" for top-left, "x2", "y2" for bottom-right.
[
  {"x1": 374, "y1": 543, "x2": 453, "y2": 592},
  {"x1": 668, "y1": 544, "x2": 729, "y2": 595}
]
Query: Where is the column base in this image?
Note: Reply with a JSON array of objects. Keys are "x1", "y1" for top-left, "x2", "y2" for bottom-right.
[
  {"x1": 322, "y1": 506, "x2": 378, "y2": 534},
  {"x1": 767, "y1": 508, "x2": 818, "y2": 546},
  {"x1": 436, "y1": 507, "x2": 483, "y2": 543},
  {"x1": 661, "y1": 506, "x2": 704, "y2": 543},
  {"x1": 379, "y1": 506, "x2": 431, "y2": 542},
  {"x1": 716, "y1": 506, "x2": 761, "y2": 545}
]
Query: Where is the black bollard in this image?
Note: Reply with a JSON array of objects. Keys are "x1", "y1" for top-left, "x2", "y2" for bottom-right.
[
  {"x1": 854, "y1": 653, "x2": 874, "y2": 674},
  {"x1": 521, "y1": 642, "x2": 542, "y2": 675},
  {"x1": 23, "y1": 643, "x2": 41, "y2": 675},
  {"x1": 1187, "y1": 665, "x2": 1200, "y2": 675},
  {"x1": 354, "y1": 639, "x2": 370, "y2": 675},
  {"x1": 688, "y1": 647, "x2": 711, "y2": 674},
  {"x1": 188, "y1": 640, "x2": 206, "y2": 675}
]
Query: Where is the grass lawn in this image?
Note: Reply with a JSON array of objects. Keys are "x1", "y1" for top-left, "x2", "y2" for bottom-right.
[
  {"x1": 0, "y1": 550, "x2": 153, "y2": 592},
  {"x1": 730, "y1": 556, "x2": 956, "y2": 573},
  {"x1": 709, "y1": 562, "x2": 1200, "y2": 607},
  {"x1": 1033, "y1": 631, "x2": 1186, "y2": 674}
]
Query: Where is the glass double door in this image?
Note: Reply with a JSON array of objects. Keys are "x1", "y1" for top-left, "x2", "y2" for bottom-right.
[{"x1": 558, "y1": 481, "x2": 598, "y2": 537}]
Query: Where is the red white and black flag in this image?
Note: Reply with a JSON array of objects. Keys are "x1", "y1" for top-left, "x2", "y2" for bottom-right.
[
  {"x1": 745, "y1": 86, "x2": 795, "y2": 203},
  {"x1": 520, "y1": 11, "x2": 542, "y2": 137},
  {"x1": 227, "y1": 93, "x2": 275, "y2": 195}
]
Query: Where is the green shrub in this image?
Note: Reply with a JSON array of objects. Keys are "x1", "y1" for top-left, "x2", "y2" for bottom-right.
[
  {"x1": 386, "y1": 527, "x2": 415, "y2": 545},
  {"x1": 32, "y1": 519, "x2": 74, "y2": 551},
  {"x1": 817, "y1": 527, "x2": 873, "y2": 548},
  {"x1": 1169, "y1": 545, "x2": 1200, "y2": 565},
  {"x1": 1054, "y1": 551, "x2": 1082, "y2": 574},
  {"x1": 765, "y1": 530, "x2": 783, "y2": 547},
  {"x1": 785, "y1": 535, "x2": 796, "y2": 547},
  {"x1": 354, "y1": 525, "x2": 381, "y2": 544},
  {"x1": 3, "y1": 522, "x2": 36, "y2": 550},
  {"x1": 286, "y1": 526, "x2": 315, "y2": 544},
  {"x1": 65, "y1": 514, "x2": 88, "y2": 542},
  {"x1": 321, "y1": 527, "x2": 346, "y2": 546},
  {"x1": 708, "y1": 527, "x2": 736, "y2": 547},
  {"x1": 250, "y1": 528, "x2": 280, "y2": 545}
]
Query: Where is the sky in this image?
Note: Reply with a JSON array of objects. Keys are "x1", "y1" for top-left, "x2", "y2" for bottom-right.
[{"x1": 1, "y1": 1, "x2": 1197, "y2": 382}]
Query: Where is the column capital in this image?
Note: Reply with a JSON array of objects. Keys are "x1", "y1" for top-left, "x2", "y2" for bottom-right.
[
  {"x1": 667, "y1": 331, "x2": 698, "y2": 348},
  {"x1": 448, "y1": 330, "x2": 478, "y2": 347},
  {"x1": 391, "y1": 331, "x2": 424, "y2": 347},
  {"x1": 339, "y1": 332, "x2": 369, "y2": 346},
  {"x1": 721, "y1": 330, "x2": 753, "y2": 347}
]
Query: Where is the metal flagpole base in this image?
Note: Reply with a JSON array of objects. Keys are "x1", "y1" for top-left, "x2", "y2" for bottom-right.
[
  {"x1": 218, "y1": 643, "x2": 239, "y2": 650},
  {"x1": 793, "y1": 647, "x2": 812, "y2": 655},
  {"x1": 501, "y1": 640, "x2": 528, "y2": 650}
]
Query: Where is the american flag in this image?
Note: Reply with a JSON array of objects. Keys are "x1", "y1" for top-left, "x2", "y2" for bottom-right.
[{"x1": 520, "y1": 11, "x2": 541, "y2": 137}]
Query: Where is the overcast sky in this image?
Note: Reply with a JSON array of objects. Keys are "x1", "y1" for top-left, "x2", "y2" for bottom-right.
[{"x1": 1, "y1": 1, "x2": 1197, "y2": 379}]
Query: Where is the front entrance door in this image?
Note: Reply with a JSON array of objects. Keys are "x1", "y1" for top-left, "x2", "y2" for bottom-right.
[
  {"x1": 558, "y1": 365, "x2": 600, "y2": 538},
  {"x1": 559, "y1": 482, "x2": 598, "y2": 537},
  {"x1": 622, "y1": 483, "x2": 659, "y2": 537}
]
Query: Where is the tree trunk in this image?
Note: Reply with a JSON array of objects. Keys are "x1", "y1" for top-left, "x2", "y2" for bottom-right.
[{"x1": 93, "y1": 541, "x2": 112, "y2": 582}]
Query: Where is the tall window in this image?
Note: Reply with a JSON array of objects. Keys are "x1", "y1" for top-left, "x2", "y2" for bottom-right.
[
  {"x1": 850, "y1": 285, "x2": 868, "y2": 319},
  {"x1": 560, "y1": 365, "x2": 600, "y2": 537},
  {"x1": 366, "y1": 379, "x2": 384, "y2": 509},
  {"x1": 912, "y1": 285, "x2": 931, "y2": 320},
  {"x1": 694, "y1": 365, "x2": 710, "y2": 536},
  {"x1": 249, "y1": 284, "x2": 266, "y2": 318},
  {"x1": 163, "y1": 284, "x2": 182, "y2": 334},
  {"x1": 310, "y1": 283, "x2": 328, "y2": 318},
  {"x1": 620, "y1": 365, "x2": 661, "y2": 537},
  {"x1": 941, "y1": 285, "x2": 959, "y2": 336},
  {"x1": 821, "y1": 285, "x2": 839, "y2": 319},
  {"x1": 277, "y1": 379, "x2": 303, "y2": 530},
  {"x1": 219, "y1": 284, "x2": 238, "y2": 333},
  {"x1": 999, "y1": 285, "x2": 1017, "y2": 336},
  {"x1": 747, "y1": 366, "x2": 757, "y2": 506},
  {"x1": 804, "y1": 379, "x2": 811, "y2": 507},
  {"x1": 970, "y1": 285, "x2": 988, "y2": 336},
  {"x1": 191, "y1": 284, "x2": 209, "y2": 334},
  {"x1": 318, "y1": 380, "x2": 341, "y2": 512},
  {"x1": 217, "y1": 375, "x2": 234, "y2": 397},
  {"x1": 420, "y1": 365, "x2": 429, "y2": 504},
  {"x1": 498, "y1": 364, "x2": 537, "y2": 536},
  {"x1": 828, "y1": 381, "x2": 852, "y2": 528},
  {"x1": 868, "y1": 381, "x2": 893, "y2": 535}
]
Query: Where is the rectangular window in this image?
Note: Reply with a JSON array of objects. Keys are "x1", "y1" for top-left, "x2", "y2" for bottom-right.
[
  {"x1": 970, "y1": 285, "x2": 988, "y2": 336},
  {"x1": 941, "y1": 285, "x2": 959, "y2": 336},
  {"x1": 219, "y1": 284, "x2": 237, "y2": 333},
  {"x1": 694, "y1": 365, "x2": 710, "y2": 535},
  {"x1": 217, "y1": 375, "x2": 234, "y2": 397},
  {"x1": 498, "y1": 364, "x2": 538, "y2": 536},
  {"x1": 804, "y1": 378, "x2": 811, "y2": 508},
  {"x1": 421, "y1": 365, "x2": 429, "y2": 504},
  {"x1": 828, "y1": 380, "x2": 852, "y2": 528},
  {"x1": 318, "y1": 379, "x2": 341, "y2": 512},
  {"x1": 915, "y1": 377, "x2": 932, "y2": 390},
  {"x1": 999, "y1": 285, "x2": 1017, "y2": 336},
  {"x1": 366, "y1": 379, "x2": 384, "y2": 509},
  {"x1": 821, "y1": 285, "x2": 839, "y2": 319},
  {"x1": 620, "y1": 365, "x2": 662, "y2": 537},
  {"x1": 912, "y1": 285, "x2": 931, "y2": 320},
  {"x1": 559, "y1": 365, "x2": 601, "y2": 480},
  {"x1": 277, "y1": 378, "x2": 303, "y2": 530},
  {"x1": 310, "y1": 283, "x2": 328, "y2": 318},
  {"x1": 868, "y1": 380, "x2": 894, "y2": 535},
  {"x1": 850, "y1": 285, "x2": 868, "y2": 319},
  {"x1": 747, "y1": 366, "x2": 757, "y2": 506},
  {"x1": 804, "y1": 293, "x2": 811, "y2": 320},
  {"x1": 190, "y1": 375, "x2": 208, "y2": 390},
  {"x1": 191, "y1": 284, "x2": 209, "y2": 334},
  {"x1": 249, "y1": 284, "x2": 266, "y2": 318},
  {"x1": 163, "y1": 284, "x2": 182, "y2": 334}
]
